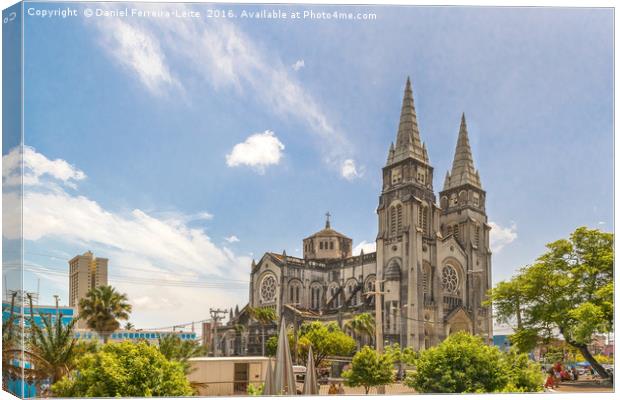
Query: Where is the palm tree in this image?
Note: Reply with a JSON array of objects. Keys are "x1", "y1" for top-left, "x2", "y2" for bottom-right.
[
  {"x1": 124, "y1": 322, "x2": 135, "y2": 330},
  {"x1": 158, "y1": 334, "x2": 207, "y2": 374},
  {"x1": 2, "y1": 292, "x2": 21, "y2": 391},
  {"x1": 78, "y1": 285, "x2": 132, "y2": 343},
  {"x1": 27, "y1": 309, "x2": 78, "y2": 385},
  {"x1": 345, "y1": 313, "x2": 375, "y2": 349},
  {"x1": 248, "y1": 307, "x2": 277, "y2": 356}
]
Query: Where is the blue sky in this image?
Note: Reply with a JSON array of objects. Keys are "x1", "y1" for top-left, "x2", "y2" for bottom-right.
[{"x1": 6, "y1": 3, "x2": 613, "y2": 330}]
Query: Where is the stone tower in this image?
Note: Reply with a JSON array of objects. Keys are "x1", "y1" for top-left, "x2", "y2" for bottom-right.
[
  {"x1": 376, "y1": 78, "x2": 439, "y2": 349},
  {"x1": 439, "y1": 113, "x2": 493, "y2": 340}
]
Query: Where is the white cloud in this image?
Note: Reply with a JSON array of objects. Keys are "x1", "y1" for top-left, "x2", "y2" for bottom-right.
[
  {"x1": 225, "y1": 235, "x2": 240, "y2": 243},
  {"x1": 226, "y1": 130, "x2": 284, "y2": 173},
  {"x1": 94, "y1": 13, "x2": 180, "y2": 95},
  {"x1": 4, "y1": 148, "x2": 252, "y2": 328},
  {"x1": 3, "y1": 146, "x2": 86, "y2": 188},
  {"x1": 341, "y1": 159, "x2": 362, "y2": 180},
  {"x1": 292, "y1": 59, "x2": 305, "y2": 71},
  {"x1": 90, "y1": 6, "x2": 361, "y2": 177},
  {"x1": 353, "y1": 240, "x2": 376, "y2": 255},
  {"x1": 489, "y1": 221, "x2": 518, "y2": 253}
]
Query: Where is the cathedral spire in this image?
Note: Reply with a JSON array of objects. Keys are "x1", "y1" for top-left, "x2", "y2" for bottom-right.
[
  {"x1": 444, "y1": 113, "x2": 482, "y2": 190},
  {"x1": 389, "y1": 77, "x2": 429, "y2": 165}
]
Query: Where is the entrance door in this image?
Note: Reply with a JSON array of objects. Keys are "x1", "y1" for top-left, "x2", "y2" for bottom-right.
[{"x1": 233, "y1": 363, "x2": 249, "y2": 393}]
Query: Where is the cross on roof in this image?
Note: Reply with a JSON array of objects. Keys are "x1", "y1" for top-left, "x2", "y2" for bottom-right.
[{"x1": 325, "y1": 212, "x2": 331, "y2": 228}]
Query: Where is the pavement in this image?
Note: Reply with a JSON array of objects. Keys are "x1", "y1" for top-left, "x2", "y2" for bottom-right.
[{"x1": 547, "y1": 377, "x2": 613, "y2": 393}]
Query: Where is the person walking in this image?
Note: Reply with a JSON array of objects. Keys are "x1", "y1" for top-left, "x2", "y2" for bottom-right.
[{"x1": 544, "y1": 368, "x2": 556, "y2": 390}]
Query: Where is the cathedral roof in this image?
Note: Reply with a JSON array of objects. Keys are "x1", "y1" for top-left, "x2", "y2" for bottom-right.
[
  {"x1": 443, "y1": 113, "x2": 482, "y2": 190},
  {"x1": 388, "y1": 77, "x2": 429, "y2": 166}
]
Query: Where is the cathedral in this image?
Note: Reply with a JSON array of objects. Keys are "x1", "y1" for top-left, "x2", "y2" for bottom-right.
[{"x1": 221, "y1": 77, "x2": 493, "y2": 355}]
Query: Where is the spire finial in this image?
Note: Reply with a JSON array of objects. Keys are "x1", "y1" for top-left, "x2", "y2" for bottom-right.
[
  {"x1": 325, "y1": 212, "x2": 331, "y2": 229},
  {"x1": 388, "y1": 77, "x2": 428, "y2": 165},
  {"x1": 444, "y1": 113, "x2": 482, "y2": 190}
]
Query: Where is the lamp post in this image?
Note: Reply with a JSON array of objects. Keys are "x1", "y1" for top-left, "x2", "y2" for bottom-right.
[
  {"x1": 364, "y1": 280, "x2": 386, "y2": 394},
  {"x1": 284, "y1": 302, "x2": 302, "y2": 364}
]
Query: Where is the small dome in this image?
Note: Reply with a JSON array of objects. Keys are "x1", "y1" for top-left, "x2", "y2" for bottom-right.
[{"x1": 385, "y1": 262, "x2": 401, "y2": 280}]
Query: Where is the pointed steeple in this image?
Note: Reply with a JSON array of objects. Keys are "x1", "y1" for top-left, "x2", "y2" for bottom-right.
[
  {"x1": 444, "y1": 113, "x2": 482, "y2": 190},
  {"x1": 386, "y1": 142, "x2": 395, "y2": 164},
  {"x1": 389, "y1": 77, "x2": 429, "y2": 165}
]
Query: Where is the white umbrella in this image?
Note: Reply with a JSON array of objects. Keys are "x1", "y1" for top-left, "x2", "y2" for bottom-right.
[
  {"x1": 263, "y1": 357, "x2": 275, "y2": 395},
  {"x1": 274, "y1": 317, "x2": 297, "y2": 395},
  {"x1": 303, "y1": 345, "x2": 319, "y2": 395}
]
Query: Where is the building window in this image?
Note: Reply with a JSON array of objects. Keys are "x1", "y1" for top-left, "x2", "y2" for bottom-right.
[
  {"x1": 390, "y1": 204, "x2": 403, "y2": 236},
  {"x1": 260, "y1": 275, "x2": 277, "y2": 303},
  {"x1": 311, "y1": 286, "x2": 321, "y2": 309},
  {"x1": 475, "y1": 226, "x2": 481, "y2": 247},
  {"x1": 422, "y1": 265, "x2": 430, "y2": 294},
  {"x1": 441, "y1": 265, "x2": 459, "y2": 295},
  {"x1": 473, "y1": 193, "x2": 480, "y2": 207},
  {"x1": 330, "y1": 242, "x2": 334, "y2": 250},
  {"x1": 453, "y1": 224, "x2": 460, "y2": 241}
]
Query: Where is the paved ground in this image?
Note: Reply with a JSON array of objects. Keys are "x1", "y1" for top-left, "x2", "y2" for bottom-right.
[
  {"x1": 319, "y1": 383, "x2": 415, "y2": 395},
  {"x1": 549, "y1": 377, "x2": 613, "y2": 393}
]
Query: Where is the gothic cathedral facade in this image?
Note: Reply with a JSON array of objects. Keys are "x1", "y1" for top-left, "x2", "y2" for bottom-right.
[{"x1": 226, "y1": 77, "x2": 492, "y2": 355}]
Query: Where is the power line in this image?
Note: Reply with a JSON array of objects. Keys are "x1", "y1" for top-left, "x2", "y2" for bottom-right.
[{"x1": 20, "y1": 251, "x2": 251, "y2": 283}]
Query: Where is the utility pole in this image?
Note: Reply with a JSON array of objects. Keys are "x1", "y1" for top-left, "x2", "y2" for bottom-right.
[
  {"x1": 365, "y1": 280, "x2": 386, "y2": 394},
  {"x1": 209, "y1": 308, "x2": 227, "y2": 357}
]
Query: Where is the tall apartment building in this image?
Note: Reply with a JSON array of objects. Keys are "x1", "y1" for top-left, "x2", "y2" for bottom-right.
[{"x1": 68, "y1": 251, "x2": 108, "y2": 308}]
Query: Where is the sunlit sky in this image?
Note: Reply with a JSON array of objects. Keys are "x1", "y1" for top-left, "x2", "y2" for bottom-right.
[{"x1": 4, "y1": 3, "x2": 613, "y2": 331}]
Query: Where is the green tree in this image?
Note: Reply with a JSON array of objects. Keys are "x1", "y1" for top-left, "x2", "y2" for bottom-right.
[
  {"x1": 124, "y1": 322, "x2": 135, "y2": 330},
  {"x1": 406, "y1": 332, "x2": 542, "y2": 393},
  {"x1": 27, "y1": 310, "x2": 78, "y2": 385},
  {"x1": 298, "y1": 321, "x2": 356, "y2": 367},
  {"x1": 78, "y1": 285, "x2": 132, "y2": 343},
  {"x1": 344, "y1": 313, "x2": 375, "y2": 348},
  {"x1": 248, "y1": 307, "x2": 277, "y2": 356},
  {"x1": 51, "y1": 341, "x2": 193, "y2": 397},
  {"x1": 342, "y1": 346, "x2": 394, "y2": 394},
  {"x1": 488, "y1": 227, "x2": 613, "y2": 378},
  {"x1": 502, "y1": 350, "x2": 545, "y2": 393},
  {"x1": 158, "y1": 334, "x2": 207, "y2": 374},
  {"x1": 265, "y1": 335, "x2": 279, "y2": 357},
  {"x1": 2, "y1": 292, "x2": 22, "y2": 391}
]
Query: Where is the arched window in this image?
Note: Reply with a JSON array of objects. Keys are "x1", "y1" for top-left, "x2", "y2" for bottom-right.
[
  {"x1": 289, "y1": 281, "x2": 302, "y2": 304},
  {"x1": 441, "y1": 265, "x2": 459, "y2": 295},
  {"x1": 365, "y1": 277, "x2": 376, "y2": 305},
  {"x1": 329, "y1": 284, "x2": 340, "y2": 309},
  {"x1": 260, "y1": 274, "x2": 277, "y2": 303},
  {"x1": 389, "y1": 204, "x2": 403, "y2": 236},
  {"x1": 453, "y1": 224, "x2": 460, "y2": 241},
  {"x1": 418, "y1": 205, "x2": 429, "y2": 234},
  {"x1": 422, "y1": 264, "x2": 431, "y2": 294},
  {"x1": 474, "y1": 225, "x2": 481, "y2": 247},
  {"x1": 310, "y1": 285, "x2": 321, "y2": 309},
  {"x1": 440, "y1": 196, "x2": 448, "y2": 209}
]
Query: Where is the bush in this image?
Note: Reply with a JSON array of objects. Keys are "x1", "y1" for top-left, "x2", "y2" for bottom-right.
[
  {"x1": 51, "y1": 341, "x2": 193, "y2": 397},
  {"x1": 342, "y1": 346, "x2": 394, "y2": 394},
  {"x1": 406, "y1": 332, "x2": 543, "y2": 393}
]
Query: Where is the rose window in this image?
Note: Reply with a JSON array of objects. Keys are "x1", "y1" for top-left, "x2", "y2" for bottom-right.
[
  {"x1": 441, "y1": 265, "x2": 459, "y2": 294},
  {"x1": 260, "y1": 275, "x2": 277, "y2": 303}
]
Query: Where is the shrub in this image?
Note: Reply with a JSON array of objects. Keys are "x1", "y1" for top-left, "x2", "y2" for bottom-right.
[
  {"x1": 406, "y1": 332, "x2": 543, "y2": 393},
  {"x1": 51, "y1": 341, "x2": 193, "y2": 397}
]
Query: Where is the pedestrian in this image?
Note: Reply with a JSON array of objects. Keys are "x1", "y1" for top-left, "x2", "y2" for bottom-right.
[
  {"x1": 544, "y1": 368, "x2": 555, "y2": 390},
  {"x1": 553, "y1": 368, "x2": 561, "y2": 388},
  {"x1": 571, "y1": 366, "x2": 579, "y2": 381}
]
